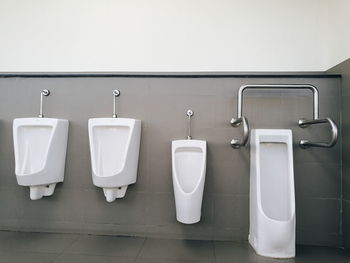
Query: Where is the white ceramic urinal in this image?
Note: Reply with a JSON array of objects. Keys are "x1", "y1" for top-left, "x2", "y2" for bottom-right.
[
  {"x1": 88, "y1": 118, "x2": 141, "y2": 202},
  {"x1": 172, "y1": 140, "x2": 207, "y2": 224},
  {"x1": 13, "y1": 118, "x2": 69, "y2": 200},
  {"x1": 249, "y1": 129, "x2": 295, "y2": 258}
]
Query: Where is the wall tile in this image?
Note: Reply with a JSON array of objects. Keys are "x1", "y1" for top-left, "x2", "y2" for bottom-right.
[
  {"x1": 0, "y1": 76, "x2": 341, "y2": 246},
  {"x1": 343, "y1": 200, "x2": 350, "y2": 250},
  {"x1": 296, "y1": 197, "x2": 340, "y2": 234},
  {"x1": 213, "y1": 194, "x2": 249, "y2": 228},
  {"x1": 82, "y1": 190, "x2": 147, "y2": 225},
  {"x1": 294, "y1": 163, "x2": 340, "y2": 198}
]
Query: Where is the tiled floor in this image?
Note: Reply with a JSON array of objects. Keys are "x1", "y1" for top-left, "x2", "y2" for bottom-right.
[{"x1": 0, "y1": 231, "x2": 349, "y2": 263}]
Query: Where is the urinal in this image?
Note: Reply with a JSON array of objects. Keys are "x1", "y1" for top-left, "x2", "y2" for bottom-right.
[
  {"x1": 13, "y1": 118, "x2": 69, "y2": 200},
  {"x1": 88, "y1": 117, "x2": 141, "y2": 202},
  {"x1": 249, "y1": 129, "x2": 295, "y2": 258},
  {"x1": 172, "y1": 138, "x2": 207, "y2": 224},
  {"x1": 172, "y1": 110, "x2": 207, "y2": 224},
  {"x1": 88, "y1": 90, "x2": 141, "y2": 202}
]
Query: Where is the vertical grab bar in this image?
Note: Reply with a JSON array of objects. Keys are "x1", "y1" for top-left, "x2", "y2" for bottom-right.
[{"x1": 230, "y1": 116, "x2": 249, "y2": 149}]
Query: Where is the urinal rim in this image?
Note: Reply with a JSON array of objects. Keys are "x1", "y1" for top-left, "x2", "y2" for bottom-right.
[
  {"x1": 13, "y1": 119, "x2": 60, "y2": 176},
  {"x1": 171, "y1": 139, "x2": 207, "y2": 195},
  {"x1": 88, "y1": 117, "x2": 141, "y2": 123},
  {"x1": 253, "y1": 129, "x2": 296, "y2": 223},
  {"x1": 14, "y1": 117, "x2": 69, "y2": 123},
  {"x1": 88, "y1": 118, "x2": 138, "y2": 178}
]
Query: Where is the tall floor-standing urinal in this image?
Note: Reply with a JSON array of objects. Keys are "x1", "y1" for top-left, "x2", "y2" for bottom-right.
[
  {"x1": 249, "y1": 129, "x2": 295, "y2": 258},
  {"x1": 172, "y1": 110, "x2": 207, "y2": 224},
  {"x1": 88, "y1": 90, "x2": 141, "y2": 202},
  {"x1": 13, "y1": 90, "x2": 69, "y2": 200}
]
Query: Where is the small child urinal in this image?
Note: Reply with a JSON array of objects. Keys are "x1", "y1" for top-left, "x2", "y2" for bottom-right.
[
  {"x1": 172, "y1": 110, "x2": 207, "y2": 224},
  {"x1": 13, "y1": 90, "x2": 69, "y2": 200},
  {"x1": 88, "y1": 90, "x2": 141, "y2": 202},
  {"x1": 249, "y1": 129, "x2": 295, "y2": 258}
]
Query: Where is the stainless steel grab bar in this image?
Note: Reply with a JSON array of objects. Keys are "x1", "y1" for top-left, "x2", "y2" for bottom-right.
[
  {"x1": 230, "y1": 84, "x2": 338, "y2": 149},
  {"x1": 236, "y1": 84, "x2": 319, "y2": 119},
  {"x1": 299, "y1": 118, "x2": 338, "y2": 148},
  {"x1": 230, "y1": 116, "x2": 249, "y2": 149}
]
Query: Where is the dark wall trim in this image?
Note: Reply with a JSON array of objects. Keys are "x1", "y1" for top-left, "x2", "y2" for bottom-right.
[{"x1": 0, "y1": 72, "x2": 341, "y2": 78}]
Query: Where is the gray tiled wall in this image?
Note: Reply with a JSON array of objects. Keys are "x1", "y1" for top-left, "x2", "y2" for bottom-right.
[
  {"x1": 330, "y1": 58, "x2": 350, "y2": 250},
  {"x1": 0, "y1": 75, "x2": 341, "y2": 246}
]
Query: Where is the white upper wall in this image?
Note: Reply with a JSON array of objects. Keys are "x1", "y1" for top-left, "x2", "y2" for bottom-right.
[
  {"x1": 325, "y1": 0, "x2": 350, "y2": 69},
  {"x1": 0, "y1": 0, "x2": 347, "y2": 72}
]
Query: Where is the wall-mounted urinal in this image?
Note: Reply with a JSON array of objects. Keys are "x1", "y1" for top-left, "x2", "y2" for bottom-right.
[
  {"x1": 13, "y1": 90, "x2": 69, "y2": 200},
  {"x1": 172, "y1": 110, "x2": 207, "y2": 224},
  {"x1": 88, "y1": 90, "x2": 141, "y2": 202},
  {"x1": 249, "y1": 129, "x2": 295, "y2": 258}
]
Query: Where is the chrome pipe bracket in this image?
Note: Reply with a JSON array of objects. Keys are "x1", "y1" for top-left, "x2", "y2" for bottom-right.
[
  {"x1": 230, "y1": 116, "x2": 249, "y2": 148},
  {"x1": 112, "y1": 89, "x2": 120, "y2": 118},
  {"x1": 38, "y1": 89, "x2": 50, "y2": 118},
  {"x1": 186, "y1": 109, "x2": 194, "y2": 140},
  {"x1": 299, "y1": 117, "x2": 338, "y2": 148}
]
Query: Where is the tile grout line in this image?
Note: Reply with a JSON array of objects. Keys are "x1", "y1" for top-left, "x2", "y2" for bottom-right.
[
  {"x1": 212, "y1": 240, "x2": 217, "y2": 262},
  {"x1": 50, "y1": 234, "x2": 81, "y2": 262},
  {"x1": 133, "y1": 237, "x2": 147, "y2": 263}
]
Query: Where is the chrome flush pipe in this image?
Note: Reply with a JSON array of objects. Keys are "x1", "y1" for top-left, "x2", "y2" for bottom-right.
[
  {"x1": 38, "y1": 89, "x2": 50, "y2": 118},
  {"x1": 187, "y1": 109, "x2": 194, "y2": 140},
  {"x1": 112, "y1": 89, "x2": 120, "y2": 118}
]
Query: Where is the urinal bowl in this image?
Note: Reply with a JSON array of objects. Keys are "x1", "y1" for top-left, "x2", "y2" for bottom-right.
[
  {"x1": 13, "y1": 118, "x2": 69, "y2": 200},
  {"x1": 88, "y1": 118, "x2": 141, "y2": 202},
  {"x1": 249, "y1": 129, "x2": 295, "y2": 258},
  {"x1": 172, "y1": 140, "x2": 207, "y2": 224}
]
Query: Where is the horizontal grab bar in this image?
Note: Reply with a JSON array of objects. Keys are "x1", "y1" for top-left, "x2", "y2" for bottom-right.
[
  {"x1": 298, "y1": 118, "x2": 338, "y2": 148},
  {"x1": 237, "y1": 84, "x2": 319, "y2": 119}
]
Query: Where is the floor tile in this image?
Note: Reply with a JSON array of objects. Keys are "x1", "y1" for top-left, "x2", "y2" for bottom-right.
[
  {"x1": 53, "y1": 253, "x2": 134, "y2": 263},
  {"x1": 66, "y1": 234, "x2": 145, "y2": 257},
  {"x1": 139, "y1": 238, "x2": 215, "y2": 260},
  {"x1": 0, "y1": 231, "x2": 18, "y2": 252},
  {"x1": 0, "y1": 251, "x2": 58, "y2": 263},
  {"x1": 215, "y1": 242, "x2": 350, "y2": 263},
  {"x1": 135, "y1": 258, "x2": 214, "y2": 263},
  {"x1": 214, "y1": 241, "x2": 256, "y2": 262},
  {"x1": 0, "y1": 231, "x2": 78, "y2": 253},
  {"x1": 252, "y1": 255, "x2": 296, "y2": 263},
  {"x1": 0, "y1": 231, "x2": 349, "y2": 263},
  {"x1": 295, "y1": 245, "x2": 349, "y2": 263}
]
